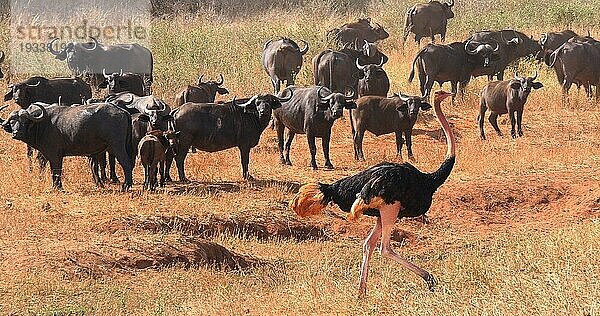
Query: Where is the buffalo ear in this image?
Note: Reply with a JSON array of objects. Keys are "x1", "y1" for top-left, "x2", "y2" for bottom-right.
[
  {"x1": 243, "y1": 103, "x2": 257, "y2": 113},
  {"x1": 420, "y1": 102, "x2": 432, "y2": 111},
  {"x1": 4, "y1": 89, "x2": 13, "y2": 101},
  {"x1": 138, "y1": 114, "x2": 150, "y2": 122},
  {"x1": 532, "y1": 82, "x2": 544, "y2": 89},
  {"x1": 344, "y1": 102, "x2": 357, "y2": 109},
  {"x1": 352, "y1": 71, "x2": 364, "y2": 80},
  {"x1": 510, "y1": 81, "x2": 522, "y2": 90},
  {"x1": 490, "y1": 53, "x2": 501, "y2": 61},
  {"x1": 162, "y1": 114, "x2": 174, "y2": 121},
  {"x1": 98, "y1": 81, "x2": 108, "y2": 89},
  {"x1": 217, "y1": 87, "x2": 229, "y2": 95},
  {"x1": 317, "y1": 102, "x2": 329, "y2": 110},
  {"x1": 271, "y1": 100, "x2": 282, "y2": 110}
]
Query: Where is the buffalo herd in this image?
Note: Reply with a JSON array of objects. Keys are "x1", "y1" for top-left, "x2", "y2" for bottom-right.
[{"x1": 0, "y1": 6, "x2": 598, "y2": 191}]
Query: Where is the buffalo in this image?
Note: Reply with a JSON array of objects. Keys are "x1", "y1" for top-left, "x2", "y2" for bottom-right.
[
  {"x1": 174, "y1": 74, "x2": 229, "y2": 106},
  {"x1": 98, "y1": 70, "x2": 147, "y2": 96},
  {"x1": 356, "y1": 58, "x2": 390, "y2": 97},
  {"x1": 408, "y1": 41, "x2": 494, "y2": 98},
  {"x1": 168, "y1": 93, "x2": 292, "y2": 181},
  {"x1": 273, "y1": 86, "x2": 356, "y2": 170},
  {"x1": 546, "y1": 39, "x2": 600, "y2": 102},
  {"x1": 138, "y1": 130, "x2": 179, "y2": 191},
  {"x1": 262, "y1": 38, "x2": 309, "y2": 93},
  {"x1": 0, "y1": 102, "x2": 134, "y2": 190},
  {"x1": 537, "y1": 30, "x2": 577, "y2": 60},
  {"x1": 478, "y1": 72, "x2": 543, "y2": 139},
  {"x1": 327, "y1": 18, "x2": 389, "y2": 48},
  {"x1": 466, "y1": 30, "x2": 541, "y2": 80},
  {"x1": 403, "y1": 0, "x2": 455, "y2": 45},
  {"x1": 350, "y1": 93, "x2": 431, "y2": 161},
  {"x1": 313, "y1": 41, "x2": 388, "y2": 93},
  {"x1": 48, "y1": 37, "x2": 153, "y2": 93},
  {"x1": 4, "y1": 76, "x2": 92, "y2": 169}
]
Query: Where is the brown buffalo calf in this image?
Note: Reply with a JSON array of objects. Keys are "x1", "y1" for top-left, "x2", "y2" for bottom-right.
[{"x1": 138, "y1": 130, "x2": 179, "y2": 190}]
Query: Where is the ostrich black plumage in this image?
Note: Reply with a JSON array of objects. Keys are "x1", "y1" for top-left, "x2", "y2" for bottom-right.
[{"x1": 290, "y1": 90, "x2": 456, "y2": 296}]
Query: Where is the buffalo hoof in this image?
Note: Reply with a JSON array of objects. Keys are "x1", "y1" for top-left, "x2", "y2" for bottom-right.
[
  {"x1": 518, "y1": 130, "x2": 523, "y2": 137},
  {"x1": 121, "y1": 183, "x2": 132, "y2": 192},
  {"x1": 425, "y1": 273, "x2": 437, "y2": 292},
  {"x1": 408, "y1": 155, "x2": 415, "y2": 162},
  {"x1": 164, "y1": 176, "x2": 173, "y2": 183},
  {"x1": 179, "y1": 178, "x2": 190, "y2": 183},
  {"x1": 110, "y1": 177, "x2": 120, "y2": 184},
  {"x1": 244, "y1": 174, "x2": 255, "y2": 181},
  {"x1": 480, "y1": 134, "x2": 486, "y2": 140},
  {"x1": 324, "y1": 163, "x2": 334, "y2": 170},
  {"x1": 285, "y1": 160, "x2": 293, "y2": 166}
]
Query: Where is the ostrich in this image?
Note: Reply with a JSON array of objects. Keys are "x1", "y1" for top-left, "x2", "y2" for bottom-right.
[{"x1": 289, "y1": 90, "x2": 455, "y2": 296}]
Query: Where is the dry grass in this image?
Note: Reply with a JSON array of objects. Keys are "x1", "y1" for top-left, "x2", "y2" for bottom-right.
[{"x1": 1, "y1": 1, "x2": 600, "y2": 315}]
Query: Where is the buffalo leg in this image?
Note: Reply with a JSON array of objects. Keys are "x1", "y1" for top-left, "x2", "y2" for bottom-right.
[
  {"x1": 488, "y1": 113, "x2": 502, "y2": 136},
  {"x1": 108, "y1": 153, "x2": 119, "y2": 183},
  {"x1": 394, "y1": 131, "x2": 404, "y2": 160},
  {"x1": 284, "y1": 131, "x2": 295, "y2": 165},
  {"x1": 405, "y1": 129, "x2": 414, "y2": 161},
  {"x1": 354, "y1": 128, "x2": 366, "y2": 161},
  {"x1": 322, "y1": 133, "x2": 334, "y2": 169},
  {"x1": 307, "y1": 134, "x2": 318, "y2": 170},
  {"x1": 276, "y1": 122, "x2": 286, "y2": 164},
  {"x1": 478, "y1": 100, "x2": 487, "y2": 140},
  {"x1": 49, "y1": 159, "x2": 64, "y2": 191},
  {"x1": 111, "y1": 150, "x2": 133, "y2": 191},
  {"x1": 516, "y1": 110, "x2": 524, "y2": 137},
  {"x1": 159, "y1": 161, "x2": 165, "y2": 187},
  {"x1": 164, "y1": 150, "x2": 174, "y2": 182},
  {"x1": 239, "y1": 146, "x2": 254, "y2": 181},
  {"x1": 509, "y1": 110, "x2": 517, "y2": 139},
  {"x1": 175, "y1": 144, "x2": 190, "y2": 182}
]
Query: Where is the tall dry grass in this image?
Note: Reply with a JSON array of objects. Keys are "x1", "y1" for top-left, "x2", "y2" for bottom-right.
[{"x1": 0, "y1": 0, "x2": 600, "y2": 315}]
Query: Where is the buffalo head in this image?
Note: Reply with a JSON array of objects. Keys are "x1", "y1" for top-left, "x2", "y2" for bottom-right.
[
  {"x1": 4, "y1": 77, "x2": 51, "y2": 108},
  {"x1": 236, "y1": 91, "x2": 292, "y2": 125},
  {"x1": 1, "y1": 103, "x2": 47, "y2": 140},
  {"x1": 317, "y1": 86, "x2": 356, "y2": 120},
  {"x1": 197, "y1": 74, "x2": 229, "y2": 96},
  {"x1": 509, "y1": 71, "x2": 543, "y2": 99},
  {"x1": 48, "y1": 37, "x2": 99, "y2": 64},
  {"x1": 356, "y1": 57, "x2": 385, "y2": 81},
  {"x1": 396, "y1": 93, "x2": 431, "y2": 123},
  {"x1": 465, "y1": 40, "x2": 500, "y2": 67},
  {"x1": 442, "y1": 0, "x2": 455, "y2": 19}
]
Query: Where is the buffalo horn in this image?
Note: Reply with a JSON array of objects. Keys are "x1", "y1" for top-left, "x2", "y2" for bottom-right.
[
  {"x1": 85, "y1": 36, "x2": 99, "y2": 51},
  {"x1": 27, "y1": 103, "x2": 46, "y2": 122},
  {"x1": 26, "y1": 79, "x2": 40, "y2": 87},
  {"x1": 398, "y1": 93, "x2": 411, "y2": 102},
  {"x1": 317, "y1": 86, "x2": 330, "y2": 100},
  {"x1": 355, "y1": 58, "x2": 366, "y2": 70},
  {"x1": 216, "y1": 74, "x2": 224, "y2": 85},
  {"x1": 0, "y1": 104, "x2": 9, "y2": 112},
  {"x1": 530, "y1": 70, "x2": 538, "y2": 81},
  {"x1": 540, "y1": 33, "x2": 548, "y2": 46},
  {"x1": 377, "y1": 56, "x2": 384, "y2": 67},
  {"x1": 299, "y1": 40, "x2": 309, "y2": 55},
  {"x1": 197, "y1": 74, "x2": 204, "y2": 85},
  {"x1": 238, "y1": 95, "x2": 258, "y2": 108},
  {"x1": 48, "y1": 38, "x2": 61, "y2": 56},
  {"x1": 102, "y1": 68, "x2": 108, "y2": 78},
  {"x1": 464, "y1": 40, "x2": 480, "y2": 54},
  {"x1": 448, "y1": 0, "x2": 454, "y2": 6},
  {"x1": 0, "y1": 51, "x2": 5, "y2": 63},
  {"x1": 344, "y1": 87, "x2": 356, "y2": 100},
  {"x1": 277, "y1": 89, "x2": 293, "y2": 102},
  {"x1": 263, "y1": 39, "x2": 273, "y2": 51}
]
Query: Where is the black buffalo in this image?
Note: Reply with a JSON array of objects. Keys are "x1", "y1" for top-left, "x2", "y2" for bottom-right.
[
  {"x1": 466, "y1": 30, "x2": 541, "y2": 80},
  {"x1": 356, "y1": 58, "x2": 389, "y2": 97},
  {"x1": 168, "y1": 93, "x2": 292, "y2": 181},
  {"x1": 327, "y1": 18, "x2": 389, "y2": 48},
  {"x1": 313, "y1": 41, "x2": 388, "y2": 93},
  {"x1": 98, "y1": 70, "x2": 147, "y2": 96},
  {"x1": 403, "y1": 0, "x2": 455, "y2": 45},
  {"x1": 48, "y1": 37, "x2": 153, "y2": 93},
  {"x1": 175, "y1": 74, "x2": 229, "y2": 106},
  {"x1": 262, "y1": 38, "x2": 309, "y2": 93},
  {"x1": 409, "y1": 41, "x2": 493, "y2": 98},
  {"x1": 537, "y1": 30, "x2": 577, "y2": 60},
  {"x1": 0, "y1": 102, "x2": 134, "y2": 190},
  {"x1": 273, "y1": 86, "x2": 356, "y2": 170},
  {"x1": 350, "y1": 93, "x2": 431, "y2": 161}
]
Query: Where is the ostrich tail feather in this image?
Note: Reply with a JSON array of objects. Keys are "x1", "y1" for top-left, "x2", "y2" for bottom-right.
[{"x1": 289, "y1": 183, "x2": 327, "y2": 217}]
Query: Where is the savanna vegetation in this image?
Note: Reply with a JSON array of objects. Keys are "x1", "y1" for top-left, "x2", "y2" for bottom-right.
[{"x1": 1, "y1": 0, "x2": 600, "y2": 315}]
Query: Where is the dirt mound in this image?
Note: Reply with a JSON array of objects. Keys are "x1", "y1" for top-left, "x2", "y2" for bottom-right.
[
  {"x1": 60, "y1": 235, "x2": 257, "y2": 279},
  {"x1": 432, "y1": 174, "x2": 599, "y2": 232},
  {"x1": 98, "y1": 214, "x2": 330, "y2": 241}
]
